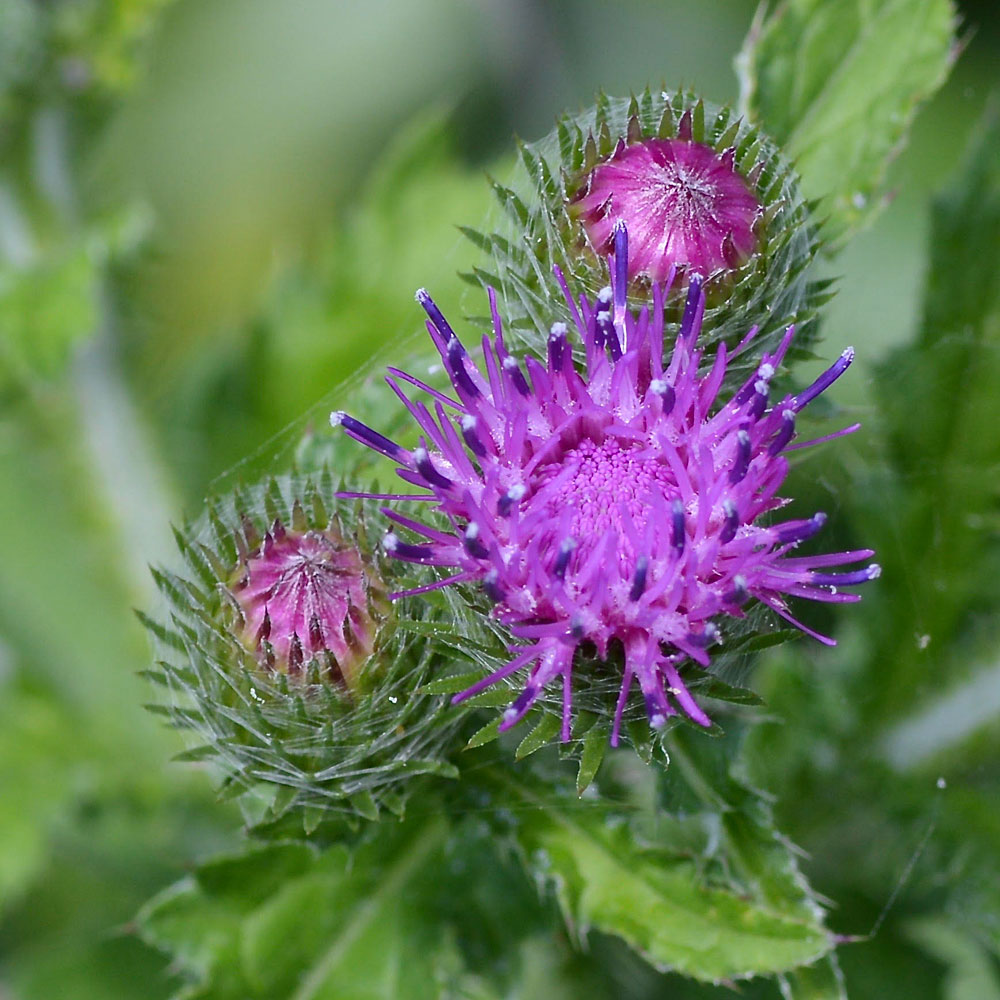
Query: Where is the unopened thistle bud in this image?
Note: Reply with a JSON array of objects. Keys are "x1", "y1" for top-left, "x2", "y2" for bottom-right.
[
  {"x1": 141, "y1": 471, "x2": 466, "y2": 833},
  {"x1": 468, "y1": 88, "x2": 821, "y2": 366}
]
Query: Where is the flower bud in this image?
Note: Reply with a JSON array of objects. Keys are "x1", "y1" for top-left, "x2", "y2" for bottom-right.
[
  {"x1": 141, "y1": 471, "x2": 465, "y2": 833},
  {"x1": 469, "y1": 88, "x2": 820, "y2": 367}
]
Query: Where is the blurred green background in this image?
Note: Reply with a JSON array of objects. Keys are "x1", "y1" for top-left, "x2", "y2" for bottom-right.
[{"x1": 0, "y1": 0, "x2": 997, "y2": 996}]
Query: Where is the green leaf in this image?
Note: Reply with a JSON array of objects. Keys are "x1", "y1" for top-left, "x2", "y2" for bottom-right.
[
  {"x1": 493, "y1": 765, "x2": 832, "y2": 982},
  {"x1": 863, "y1": 105, "x2": 1000, "y2": 726},
  {"x1": 139, "y1": 820, "x2": 468, "y2": 999},
  {"x1": 779, "y1": 954, "x2": 848, "y2": 1000},
  {"x1": 739, "y1": 0, "x2": 957, "y2": 244},
  {"x1": 0, "y1": 683, "x2": 77, "y2": 906},
  {"x1": 0, "y1": 239, "x2": 100, "y2": 382},
  {"x1": 905, "y1": 918, "x2": 1000, "y2": 1000}
]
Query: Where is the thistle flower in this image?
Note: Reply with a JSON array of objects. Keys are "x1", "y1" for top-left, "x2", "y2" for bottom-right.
[
  {"x1": 141, "y1": 472, "x2": 464, "y2": 830},
  {"x1": 333, "y1": 225, "x2": 878, "y2": 746},
  {"x1": 231, "y1": 517, "x2": 377, "y2": 689},
  {"x1": 469, "y1": 89, "x2": 820, "y2": 363},
  {"x1": 571, "y1": 136, "x2": 760, "y2": 282}
]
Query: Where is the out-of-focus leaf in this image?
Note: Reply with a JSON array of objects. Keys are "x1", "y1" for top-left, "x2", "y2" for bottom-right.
[
  {"x1": 905, "y1": 918, "x2": 1000, "y2": 1000},
  {"x1": 0, "y1": 0, "x2": 43, "y2": 109},
  {"x1": 863, "y1": 104, "x2": 1000, "y2": 723},
  {"x1": 0, "y1": 680, "x2": 76, "y2": 906},
  {"x1": 0, "y1": 241, "x2": 99, "y2": 382},
  {"x1": 138, "y1": 817, "x2": 499, "y2": 999},
  {"x1": 494, "y1": 756, "x2": 832, "y2": 982},
  {"x1": 739, "y1": 0, "x2": 957, "y2": 244},
  {"x1": 51, "y1": 0, "x2": 177, "y2": 93},
  {"x1": 779, "y1": 954, "x2": 848, "y2": 1000}
]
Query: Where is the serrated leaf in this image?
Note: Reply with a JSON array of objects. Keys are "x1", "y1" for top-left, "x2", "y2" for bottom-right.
[
  {"x1": 495, "y1": 770, "x2": 832, "y2": 981},
  {"x1": 739, "y1": 0, "x2": 957, "y2": 244},
  {"x1": 862, "y1": 106, "x2": 1000, "y2": 729}
]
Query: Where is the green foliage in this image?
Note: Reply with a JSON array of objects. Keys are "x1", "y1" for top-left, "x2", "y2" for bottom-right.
[
  {"x1": 744, "y1": 102, "x2": 1000, "y2": 995},
  {"x1": 856, "y1": 103, "x2": 1000, "y2": 724},
  {"x1": 138, "y1": 818, "x2": 504, "y2": 999},
  {"x1": 904, "y1": 919, "x2": 1000, "y2": 1000},
  {"x1": 490, "y1": 730, "x2": 834, "y2": 984},
  {"x1": 739, "y1": 0, "x2": 958, "y2": 245},
  {"x1": 0, "y1": 680, "x2": 76, "y2": 905}
]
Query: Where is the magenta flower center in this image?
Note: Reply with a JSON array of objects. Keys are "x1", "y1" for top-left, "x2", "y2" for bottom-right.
[
  {"x1": 574, "y1": 139, "x2": 760, "y2": 281},
  {"x1": 232, "y1": 523, "x2": 375, "y2": 683},
  {"x1": 534, "y1": 436, "x2": 674, "y2": 550}
]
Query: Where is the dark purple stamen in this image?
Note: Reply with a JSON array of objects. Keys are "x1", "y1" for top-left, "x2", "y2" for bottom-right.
[
  {"x1": 723, "y1": 576, "x2": 749, "y2": 606},
  {"x1": 630, "y1": 555, "x2": 649, "y2": 601},
  {"x1": 483, "y1": 568, "x2": 504, "y2": 602},
  {"x1": 749, "y1": 380, "x2": 769, "y2": 420},
  {"x1": 593, "y1": 287, "x2": 613, "y2": 351},
  {"x1": 383, "y1": 533, "x2": 437, "y2": 563},
  {"x1": 548, "y1": 323, "x2": 569, "y2": 371},
  {"x1": 497, "y1": 483, "x2": 526, "y2": 517},
  {"x1": 416, "y1": 287, "x2": 460, "y2": 344},
  {"x1": 793, "y1": 348, "x2": 854, "y2": 410},
  {"x1": 679, "y1": 275, "x2": 704, "y2": 341},
  {"x1": 463, "y1": 522, "x2": 490, "y2": 560},
  {"x1": 671, "y1": 499, "x2": 685, "y2": 553},
  {"x1": 554, "y1": 538, "x2": 575, "y2": 579},
  {"x1": 768, "y1": 410, "x2": 796, "y2": 455},
  {"x1": 650, "y1": 379, "x2": 675, "y2": 413},
  {"x1": 330, "y1": 411, "x2": 406, "y2": 461},
  {"x1": 613, "y1": 221, "x2": 628, "y2": 315},
  {"x1": 461, "y1": 415, "x2": 488, "y2": 458},
  {"x1": 810, "y1": 564, "x2": 881, "y2": 586},
  {"x1": 447, "y1": 339, "x2": 481, "y2": 398},
  {"x1": 720, "y1": 499, "x2": 739, "y2": 543},
  {"x1": 775, "y1": 512, "x2": 827, "y2": 545},
  {"x1": 599, "y1": 305, "x2": 623, "y2": 360},
  {"x1": 503, "y1": 355, "x2": 531, "y2": 396},
  {"x1": 685, "y1": 624, "x2": 719, "y2": 648},
  {"x1": 729, "y1": 428, "x2": 751, "y2": 483},
  {"x1": 414, "y1": 447, "x2": 452, "y2": 490}
]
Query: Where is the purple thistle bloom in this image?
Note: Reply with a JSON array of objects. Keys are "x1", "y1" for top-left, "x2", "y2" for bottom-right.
[
  {"x1": 230, "y1": 518, "x2": 378, "y2": 687},
  {"x1": 572, "y1": 137, "x2": 760, "y2": 282},
  {"x1": 333, "y1": 224, "x2": 877, "y2": 744}
]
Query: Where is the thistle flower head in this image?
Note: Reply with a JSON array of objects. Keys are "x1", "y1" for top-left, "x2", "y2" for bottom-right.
[
  {"x1": 470, "y1": 89, "x2": 819, "y2": 362},
  {"x1": 335, "y1": 225, "x2": 877, "y2": 746},
  {"x1": 231, "y1": 517, "x2": 376, "y2": 689},
  {"x1": 142, "y1": 473, "x2": 464, "y2": 831},
  {"x1": 572, "y1": 136, "x2": 760, "y2": 282}
]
